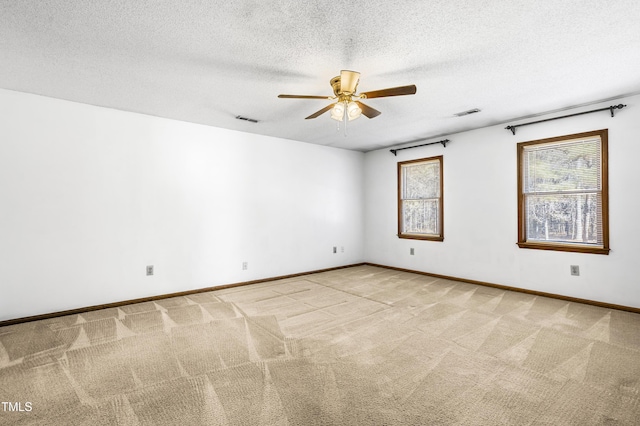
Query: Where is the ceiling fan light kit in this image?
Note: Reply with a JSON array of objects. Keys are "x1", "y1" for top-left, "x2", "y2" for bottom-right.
[
  {"x1": 278, "y1": 70, "x2": 417, "y2": 130},
  {"x1": 346, "y1": 101, "x2": 362, "y2": 120},
  {"x1": 330, "y1": 101, "x2": 345, "y2": 121},
  {"x1": 330, "y1": 101, "x2": 362, "y2": 122}
]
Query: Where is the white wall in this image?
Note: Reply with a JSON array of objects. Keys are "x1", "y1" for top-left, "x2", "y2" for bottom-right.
[
  {"x1": 364, "y1": 94, "x2": 640, "y2": 309},
  {"x1": 2, "y1": 89, "x2": 638, "y2": 322},
  {"x1": 0, "y1": 89, "x2": 364, "y2": 321}
]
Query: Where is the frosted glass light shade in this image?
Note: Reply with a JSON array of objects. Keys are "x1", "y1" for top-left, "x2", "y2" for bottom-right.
[
  {"x1": 330, "y1": 102, "x2": 345, "y2": 121},
  {"x1": 347, "y1": 101, "x2": 362, "y2": 121}
]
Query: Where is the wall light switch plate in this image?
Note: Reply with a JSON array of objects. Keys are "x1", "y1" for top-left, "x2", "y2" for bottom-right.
[
  {"x1": 146, "y1": 265, "x2": 154, "y2": 276},
  {"x1": 570, "y1": 265, "x2": 580, "y2": 276}
]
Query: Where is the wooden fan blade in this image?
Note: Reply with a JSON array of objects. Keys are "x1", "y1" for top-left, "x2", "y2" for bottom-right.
[
  {"x1": 305, "y1": 104, "x2": 334, "y2": 119},
  {"x1": 278, "y1": 94, "x2": 332, "y2": 99},
  {"x1": 355, "y1": 101, "x2": 381, "y2": 119},
  {"x1": 340, "y1": 70, "x2": 360, "y2": 94},
  {"x1": 360, "y1": 85, "x2": 417, "y2": 99}
]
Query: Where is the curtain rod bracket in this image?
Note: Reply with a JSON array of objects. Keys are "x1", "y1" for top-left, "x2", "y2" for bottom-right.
[{"x1": 610, "y1": 103, "x2": 625, "y2": 117}]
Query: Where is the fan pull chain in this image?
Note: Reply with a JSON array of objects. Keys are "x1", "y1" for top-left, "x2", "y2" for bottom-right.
[{"x1": 343, "y1": 101, "x2": 348, "y2": 137}]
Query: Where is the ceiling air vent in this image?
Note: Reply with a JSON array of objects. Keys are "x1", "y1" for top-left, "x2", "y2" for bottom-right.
[
  {"x1": 235, "y1": 115, "x2": 259, "y2": 123},
  {"x1": 454, "y1": 108, "x2": 481, "y2": 117}
]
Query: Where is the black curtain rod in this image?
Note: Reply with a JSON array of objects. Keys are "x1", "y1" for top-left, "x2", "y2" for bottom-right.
[
  {"x1": 390, "y1": 139, "x2": 449, "y2": 156},
  {"x1": 505, "y1": 104, "x2": 627, "y2": 135}
]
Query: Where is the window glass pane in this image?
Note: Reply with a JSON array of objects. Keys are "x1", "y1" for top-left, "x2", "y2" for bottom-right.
[
  {"x1": 402, "y1": 161, "x2": 440, "y2": 199},
  {"x1": 402, "y1": 199, "x2": 439, "y2": 234},
  {"x1": 523, "y1": 138, "x2": 601, "y2": 193},
  {"x1": 525, "y1": 193, "x2": 602, "y2": 245},
  {"x1": 517, "y1": 130, "x2": 608, "y2": 253},
  {"x1": 398, "y1": 155, "x2": 443, "y2": 240}
]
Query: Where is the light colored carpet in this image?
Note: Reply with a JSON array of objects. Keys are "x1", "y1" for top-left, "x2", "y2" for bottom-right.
[{"x1": 1, "y1": 265, "x2": 639, "y2": 425}]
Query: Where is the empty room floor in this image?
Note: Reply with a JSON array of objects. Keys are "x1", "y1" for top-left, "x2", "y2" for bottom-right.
[{"x1": 1, "y1": 264, "x2": 639, "y2": 425}]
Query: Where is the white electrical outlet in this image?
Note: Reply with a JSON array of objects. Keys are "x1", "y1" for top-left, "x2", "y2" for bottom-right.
[
  {"x1": 146, "y1": 265, "x2": 154, "y2": 276},
  {"x1": 333, "y1": 246, "x2": 337, "y2": 254},
  {"x1": 341, "y1": 246, "x2": 344, "y2": 253},
  {"x1": 242, "y1": 262, "x2": 248, "y2": 270}
]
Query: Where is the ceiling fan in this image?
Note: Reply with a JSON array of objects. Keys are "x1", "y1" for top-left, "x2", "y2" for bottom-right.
[{"x1": 278, "y1": 70, "x2": 417, "y2": 122}]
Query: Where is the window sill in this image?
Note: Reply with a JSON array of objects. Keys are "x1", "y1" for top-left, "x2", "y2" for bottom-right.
[
  {"x1": 399, "y1": 234, "x2": 444, "y2": 242},
  {"x1": 517, "y1": 241, "x2": 610, "y2": 255}
]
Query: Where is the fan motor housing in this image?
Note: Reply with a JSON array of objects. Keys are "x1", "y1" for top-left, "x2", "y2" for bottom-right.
[{"x1": 330, "y1": 76, "x2": 342, "y2": 96}]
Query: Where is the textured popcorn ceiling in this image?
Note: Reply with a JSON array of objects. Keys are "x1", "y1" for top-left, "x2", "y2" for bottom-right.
[{"x1": 1, "y1": 1, "x2": 640, "y2": 151}]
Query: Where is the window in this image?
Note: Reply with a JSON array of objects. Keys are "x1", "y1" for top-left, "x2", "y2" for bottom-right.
[
  {"x1": 517, "y1": 129, "x2": 609, "y2": 254},
  {"x1": 398, "y1": 155, "x2": 443, "y2": 241}
]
